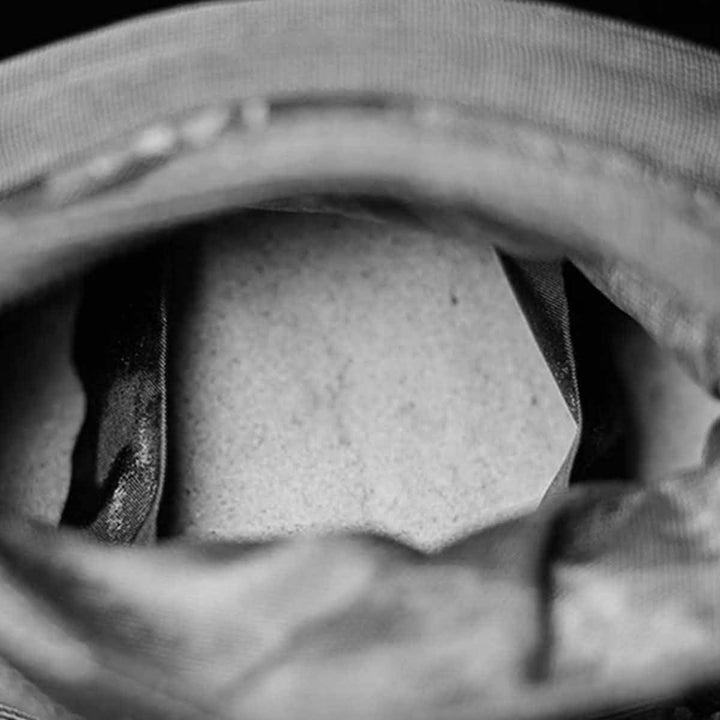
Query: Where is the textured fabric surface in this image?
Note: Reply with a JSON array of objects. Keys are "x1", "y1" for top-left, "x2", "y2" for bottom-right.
[
  {"x1": 0, "y1": 285, "x2": 81, "y2": 524},
  {"x1": 2, "y1": 0, "x2": 720, "y2": 719},
  {"x1": 164, "y1": 212, "x2": 574, "y2": 549},
  {"x1": 61, "y1": 251, "x2": 168, "y2": 544},
  {"x1": 2, "y1": 0, "x2": 720, "y2": 193},
  {"x1": 2, "y1": 0, "x2": 720, "y2": 319},
  {"x1": 3, "y1": 468, "x2": 720, "y2": 720}
]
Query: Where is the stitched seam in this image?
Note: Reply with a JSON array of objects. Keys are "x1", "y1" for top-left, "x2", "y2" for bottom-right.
[{"x1": 3, "y1": 97, "x2": 715, "y2": 219}]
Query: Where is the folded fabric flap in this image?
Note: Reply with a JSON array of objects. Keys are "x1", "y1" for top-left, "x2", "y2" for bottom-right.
[{"x1": 1, "y1": 468, "x2": 720, "y2": 718}]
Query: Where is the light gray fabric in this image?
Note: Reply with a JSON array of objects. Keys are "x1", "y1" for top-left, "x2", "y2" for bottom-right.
[
  {"x1": 1, "y1": 1, "x2": 720, "y2": 349},
  {"x1": 168, "y1": 211, "x2": 574, "y2": 549}
]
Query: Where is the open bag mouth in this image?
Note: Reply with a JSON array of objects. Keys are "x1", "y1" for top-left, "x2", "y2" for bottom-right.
[{"x1": 2, "y1": 1, "x2": 720, "y2": 719}]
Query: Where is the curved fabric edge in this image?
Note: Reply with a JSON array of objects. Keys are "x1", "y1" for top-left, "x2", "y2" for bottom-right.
[
  {"x1": 1, "y1": 0, "x2": 719, "y2": 194},
  {"x1": 2, "y1": 103, "x2": 720, "y2": 367},
  {"x1": 61, "y1": 250, "x2": 168, "y2": 545},
  {"x1": 2, "y1": 0, "x2": 720, "y2": 392},
  {"x1": 1, "y1": 463, "x2": 720, "y2": 719}
]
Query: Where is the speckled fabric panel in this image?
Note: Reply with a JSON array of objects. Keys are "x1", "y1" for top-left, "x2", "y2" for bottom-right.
[{"x1": 164, "y1": 212, "x2": 576, "y2": 550}]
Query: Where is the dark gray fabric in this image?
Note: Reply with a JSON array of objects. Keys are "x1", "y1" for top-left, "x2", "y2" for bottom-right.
[{"x1": 61, "y1": 250, "x2": 168, "y2": 545}]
